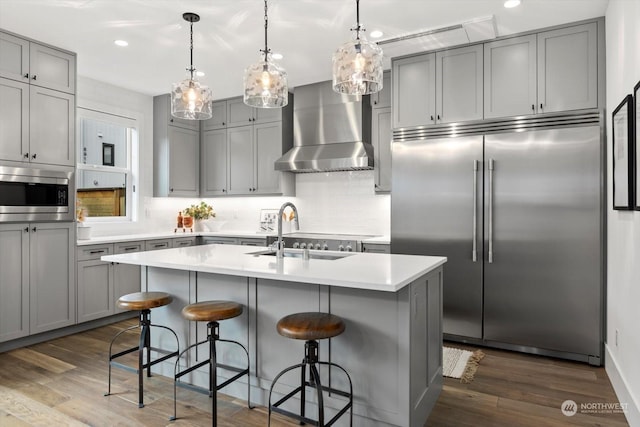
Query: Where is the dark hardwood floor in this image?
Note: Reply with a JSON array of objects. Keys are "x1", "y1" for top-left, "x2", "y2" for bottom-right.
[{"x1": 0, "y1": 320, "x2": 629, "y2": 426}]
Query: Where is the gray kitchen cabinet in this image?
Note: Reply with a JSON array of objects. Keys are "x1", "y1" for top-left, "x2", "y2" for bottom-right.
[
  {"x1": 393, "y1": 53, "x2": 435, "y2": 129},
  {"x1": 154, "y1": 93, "x2": 200, "y2": 197},
  {"x1": 30, "y1": 222, "x2": 75, "y2": 334},
  {"x1": 238, "y1": 237, "x2": 267, "y2": 246},
  {"x1": 537, "y1": 22, "x2": 598, "y2": 113},
  {"x1": 0, "y1": 30, "x2": 76, "y2": 94},
  {"x1": 393, "y1": 44, "x2": 482, "y2": 128},
  {"x1": 145, "y1": 239, "x2": 172, "y2": 251},
  {"x1": 372, "y1": 107, "x2": 392, "y2": 193},
  {"x1": 29, "y1": 85, "x2": 75, "y2": 166},
  {"x1": 370, "y1": 70, "x2": 391, "y2": 109},
  {"x1": 113, "y1": 241, "x2": 143, "y2": 313},
  {"x1": 0, "y1": 78, "x2": 29, "y2": 163},
  {"x1": 200, "y1": 236, "x2": 238, "y2": 245},
  {"x1": 77, "y1": 244, "x2": 114, "y2": 323},
  {"x1": 226, "y1": 97, "x2": 282, "y2": 127},
  {"x1": 227, "y1": 126, "x2": 254, "y2": 194},
  {"x1": 173, "y1": 236, "x2": 197, "y2": 247},
  {"x1": 0, "y1": 223, "x2": 29, "y2": 343},
  {"x1": 485, "y1": 22, "x2": 598, "y2": 118},
  {"x1": 202, "y1": 100, "x2": 228, "y2": 131},
  {"x1": 201, "y1": 128, "x2": 227, "y2": 196},
  {"x1": 362, "y1": 242, "x2": 390, "y2": 254}
]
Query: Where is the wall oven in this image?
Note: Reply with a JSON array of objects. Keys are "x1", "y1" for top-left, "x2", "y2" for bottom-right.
[{"x1": 0, "y1": 166, "x2": 74, "y2": 222}]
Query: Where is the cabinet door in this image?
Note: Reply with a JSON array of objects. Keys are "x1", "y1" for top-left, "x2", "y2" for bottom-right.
[
  {"x1": 484, "y1": 35, "x2": 537, "y2": 119},
  {"x1": 201, "y1": 237, "x2": 238, "y2": 245},
  {"x1": 173, "y1": 237, "x2": 196, "y2": 247},
  {"x1": 165, "y1": 95, "x2": 200, "y2": 131},
  {"x1": 238, "y1": 238, "x2": 267, "y2": 246},
  {"x1": 167, "y1": 126, "x2": 199, "y2": 196},
  {"x1": 437, "y1": 44, "x2": 483, "y2": 123},
  {"x1": 29, "y1": 222, "x2": 75, "y2": 334},
  {"x1": 0, "y1": 31, "x2": 30, "y2": 83},
  {"x1": 201, "y1": 128, "x2": 228, "y2": 196},
  {"x1": 77, "y1": 259, "x2": 113, "y2": 322},
  {"x1": 254, "y1": 122, "x2": 282, "y2": 194},
  {"x1": 29, "y1": 86, "x2": 75, "y2": 166},
  {"x1": 227, "y1": 126, "x2": 254, "y2": 194},
  {"x1": 0, "y1": 224, "x2": 29, "y2": 342},
  {"x1": 372, "y1": 107, "x2": 392, "y2": 192},
  {"x1": 0, "y1": 78, "x2": 29, "y2": 162},
  {"x1": 202, "y1": 100, "x2": 227, "y2": 130},
  {"x1": 145, "y1": 239, "x2": 172, "y2": 251},
  {"x1": 254, "y1": 105, "x2": 281, "y2": 124},
  {"x1": 29, "y1": 42, "x2": 75, "y2": 94},
  {"x1": 113, "y1": 241, "x2": 143, "y2": 313},
  {"x1": 226, "y1": 98, "x2": 254, "y2": 127},
  {"x1": 392, "y1": 53, "x2": 436, "y2": 128},
  {"x1": 371, "y1": 70, "x2": 391, "y2": 109},
  {"x1": 537, "y1": 22, "x2": 598, "y2": 113}
]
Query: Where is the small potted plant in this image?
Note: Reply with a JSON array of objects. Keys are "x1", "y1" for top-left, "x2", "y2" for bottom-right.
[{"x1": 183, "y1": 202, "x2": 216, "y2": 232}]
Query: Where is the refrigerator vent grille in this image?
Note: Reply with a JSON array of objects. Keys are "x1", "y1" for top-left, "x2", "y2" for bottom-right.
[{"x1": 393, "y1": 110, "x2": 601, "y2": 141}]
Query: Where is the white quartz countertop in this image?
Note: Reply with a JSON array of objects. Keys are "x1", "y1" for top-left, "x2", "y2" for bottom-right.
[
  {"x1": 77, "y1": 230, "x2": 274, "y2": 246},
  {"x1": 102, "y1": 244, "x2": 445, "y2": 292}
]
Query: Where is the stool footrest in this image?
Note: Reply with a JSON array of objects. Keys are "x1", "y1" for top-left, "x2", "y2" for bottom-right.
[{"x1": 271, "y1": 406, "x2": 319, "y2": 426}]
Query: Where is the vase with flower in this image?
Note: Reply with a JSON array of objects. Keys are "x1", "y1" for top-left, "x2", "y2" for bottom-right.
[{"x1": 183, "y1": 202, "x2": 215, "y2": 232}]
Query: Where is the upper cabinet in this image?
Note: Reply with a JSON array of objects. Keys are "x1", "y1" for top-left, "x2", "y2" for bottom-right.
[
  {"x1": 226, "y1": 98, "x2": 282, "y2": 127},
  {"x1": 0, "y1": 30, "x2": 75, "y2": 167},
  {"x1": 153, "y1": 94, "x2": 200, "y2": 197},
  {"x1": 393, "y1": 44, "x2": 483, "y2": 128},
  {"x1": 484, "y1": 22, "x2": 598, "y2": 118},
  {"x1": 202, "y1": 100, "x2": 228, "y2": 131},
  {"x1": 0, "y1": 31, "x2": 75, "y2": 94}
]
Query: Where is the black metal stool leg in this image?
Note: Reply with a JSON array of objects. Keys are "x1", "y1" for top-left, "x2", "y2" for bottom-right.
[
  {"x1": 138, "y1": 315, "x2": 149, "y2": 408},
  {"x1": 309, "y1": 363, "x2": 324, "y2": 426},
  {"x1": 104, "y1": 323, "x2": 140, "y2": 397},
  {"x1": 209, "y1": 322, "x2": 218, "y2": 427}
]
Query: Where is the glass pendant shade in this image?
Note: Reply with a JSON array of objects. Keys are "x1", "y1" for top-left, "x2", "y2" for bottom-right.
[
  {"x1": 244, "y1": 53, "x2": 288, "y2": 108},
  {"x1": 333, "y1": 29, "x2": 383, "y2": 96},
  {"x1": 171, "y1": 75, "x2": 213, "y2": 120}
]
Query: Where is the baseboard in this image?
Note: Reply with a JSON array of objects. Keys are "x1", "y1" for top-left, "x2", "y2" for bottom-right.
[{"x1": 605, "y1": 344, "x2": 640, "y2": 426}]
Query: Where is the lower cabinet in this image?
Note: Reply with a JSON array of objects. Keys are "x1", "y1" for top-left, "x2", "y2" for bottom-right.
[
  {"x1": 200, "y1": 236, "x2": 239, "y2": 245},
  {"x1": 113, "y1": 241, "x2": 143, "y2": 314},
  {"x1": 0, "y1": 222, "x2": 75, "y2": 342}
]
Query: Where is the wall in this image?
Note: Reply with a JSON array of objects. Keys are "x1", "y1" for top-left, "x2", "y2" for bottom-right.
[
  {"x1": 605, "y1": 2, "x2": 640, "y2": 425},
  {"x1": 145, "y1": 170, "x2": 390, "y2": 237}
]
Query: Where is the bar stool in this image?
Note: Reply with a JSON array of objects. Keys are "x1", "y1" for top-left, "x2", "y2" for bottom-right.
[
  {"x1": 105, "y1": 291, "x2": 179, "y2": 408},
  {"x1": 268, "y1": 312, "x2": 353, "y2": 427},
  {"x1": 170, "y1": 300, "x2": 251, "y2": 426}
]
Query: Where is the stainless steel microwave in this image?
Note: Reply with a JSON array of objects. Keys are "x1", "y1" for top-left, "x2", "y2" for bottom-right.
[{"x1": 0, "y1": 166, "x2": 74, "y2": 222}]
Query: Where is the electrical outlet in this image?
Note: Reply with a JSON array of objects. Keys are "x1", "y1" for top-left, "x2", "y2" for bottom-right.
[{"x1": 615, "y1": 329, "x2": 619, "y2": 347}]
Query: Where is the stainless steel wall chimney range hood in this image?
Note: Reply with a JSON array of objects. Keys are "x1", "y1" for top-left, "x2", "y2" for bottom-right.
[{"x1": 274, "y1": 81, "x2": 373, "y2": 173}]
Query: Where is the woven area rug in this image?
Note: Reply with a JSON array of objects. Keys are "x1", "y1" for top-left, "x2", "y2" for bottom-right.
[{"x1": 442, "y1": 346, "x2": 485, "y2": 383}]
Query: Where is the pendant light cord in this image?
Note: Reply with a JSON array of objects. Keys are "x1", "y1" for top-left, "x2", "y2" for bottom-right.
[
  {"x1": 353, "y1": 0, "x2": 362, "y2": 40},
  {"x1": 263, "y1": 0, "x2": 270, "y2": 60},
  {"x1": 189, "y1": 19, "x2": 195, "y2": 79}
]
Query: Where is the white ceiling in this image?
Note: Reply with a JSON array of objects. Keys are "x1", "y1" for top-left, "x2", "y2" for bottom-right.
[{"x1": 0, "y1": 0, "x2": 609, "y2": 99}]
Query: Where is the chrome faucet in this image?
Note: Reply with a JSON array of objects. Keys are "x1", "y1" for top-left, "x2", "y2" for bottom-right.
[{"x1": 276, "y1": 202, "x2": 299, "y2": 258}]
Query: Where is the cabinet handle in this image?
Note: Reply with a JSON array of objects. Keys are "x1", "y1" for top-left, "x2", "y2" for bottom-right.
[
  {"x1": 531, "y1": 104, "x2": 535, "y2": 112},
  {"x1": 31, "y1": 153, "x2": 37, "y2": 159},
  {"x1": 540, "y1": 103, "x2": 543, "y2": 111},
  {"x1": 248, "y1": 118, "x2": 252, "y2": 122},
  {"x1": 170, "y1": 188, "x2": 174, "y2": 192},
  {"x1": 430, "y1": 115, "x2": 434, "y2": 122},
  {"x1": 32, "y1": 227, "x2": 36, "y2": 232},
  {"x1": 32, "y1": 75, "x2": 37, "y2": 80},
  {"x1": 23, "y1": 153, "x2": 29, "y2": 159},
  {"x1": 123, "y1": 246, "x2": 138, "y2": 251},
  {"x1": 154, "y1": 244, "x2": 166, "y2": 248},
  {"x1": 222, "y1": 189, "x2": 226, "y2": 193},
  {"x1": 24, "y1": 227, "x2": 29, "y2": 233},
  {"x1": 437, "y1": 114, "x2": 441, "y2": 121},
  {"x1": 23, "y1": 73, "x2": 29, "y2": 79},
  {"x1": 89, "y1": 250, "x2": 105, "y2": 254},
  {"x1": 222, "y1": 122, "x2": 225, "y2": 125},
  {"x1": 374, "y1": 100, "x2": 378, "y2": 105},
  {"x1": 170, "y1": 118, "x2": 174, "y2": 122}
]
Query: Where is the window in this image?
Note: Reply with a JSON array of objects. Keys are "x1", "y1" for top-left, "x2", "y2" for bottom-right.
[{"x1": 76, "y1": 108, "x2": 138, "y2": 221}]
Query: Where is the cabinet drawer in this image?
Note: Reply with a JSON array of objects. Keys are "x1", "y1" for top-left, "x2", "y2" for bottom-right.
[
  {"x1": 238, "y1": 238, "x2": 267, "y2": 246},
  {"x1": 173, "y1": 236, "x2": 196, "y2": 247},
  {"x1": 144, "y1": 239, "x2": 172, "y2": 251},
  {"x1": 77, "y1": 244, "x2": 113, "y2": 261},
  {"x1": 114, "y1": 241, "x2": 143, "y2": 255},
  {"x1": 200, "y1": 236, "x2": 238, "y2": 245}
]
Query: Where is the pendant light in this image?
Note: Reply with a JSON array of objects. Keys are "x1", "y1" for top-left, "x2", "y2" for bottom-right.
[
  {"x1": 171, "y1": 12, "x2": 212, "y2": 120},
  {"x1": 243, "y1": 0, "x2": 288, "y2": 108},
  {"x1": 332, "y1": 0, "x2": 383, "y2": 95}
]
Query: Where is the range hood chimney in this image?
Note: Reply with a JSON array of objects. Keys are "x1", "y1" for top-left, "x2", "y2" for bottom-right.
[{"x1": 275, "y1": 81, "x2": 373, "y2": 173}]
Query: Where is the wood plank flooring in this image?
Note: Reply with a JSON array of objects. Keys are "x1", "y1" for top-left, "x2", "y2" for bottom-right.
[{"x1": 0, "y1": 320, "x2": 629, "y2": 426}]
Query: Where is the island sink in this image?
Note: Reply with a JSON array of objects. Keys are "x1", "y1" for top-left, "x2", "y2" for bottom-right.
[{"x1": 248, "y1": 249, "x2": 352, "y2": 261}]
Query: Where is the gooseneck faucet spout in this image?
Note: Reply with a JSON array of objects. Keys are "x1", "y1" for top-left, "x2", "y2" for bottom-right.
[{"x1": 276, "y1": 202, "x2": 299, "y2": 258}]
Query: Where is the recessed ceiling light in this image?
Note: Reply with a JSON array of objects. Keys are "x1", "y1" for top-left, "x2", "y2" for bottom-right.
[
  {"x1": 370, "y1": 30, "x2": 384, "y2": 39},
  {"x1": 504, "y1": 0, "x2": 521, "y2": 8},
  {"x1": 272, "y1": 53, "x2": 283, "y2": 60},
  {"x1": 196, "y1": 71, "x2": 205, "y2": 77},
  {"x1": 114, "y1": 40, "x2": 128, "y2": 47}
]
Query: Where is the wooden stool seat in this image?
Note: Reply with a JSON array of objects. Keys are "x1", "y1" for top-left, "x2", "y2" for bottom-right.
[
  {"x1": 277, "y1": 312, "x2": 345, "y2": 341},
  {"x1": 181, "y1": 300, "x2": 243, "y2": 322},
  {"x1": 116, "y1": 291, "x2": 173, "y2": 311}
]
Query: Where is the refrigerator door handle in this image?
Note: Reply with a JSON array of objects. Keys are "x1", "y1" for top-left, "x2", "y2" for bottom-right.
[
  {"x1": 488, "y1": 159, "x2": 495, "y2": 263},
  {"x1": 472, "y1": 160, "x2": 478, "y2": 262}
]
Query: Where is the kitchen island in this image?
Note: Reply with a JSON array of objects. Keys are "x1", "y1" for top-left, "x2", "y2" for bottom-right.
[{"x1": 102, "y1": 244, "x2": 446, "y2": 427}]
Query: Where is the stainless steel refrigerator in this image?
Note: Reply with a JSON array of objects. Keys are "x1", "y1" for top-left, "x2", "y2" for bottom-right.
[{"x1": 391, "y1": 112, "x2": 604, "y2": 364}]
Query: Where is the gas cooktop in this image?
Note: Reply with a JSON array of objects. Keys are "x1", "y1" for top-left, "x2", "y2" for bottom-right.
[{"x1": 267, "y1": 232, "x2": 379, "y2": 252}]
